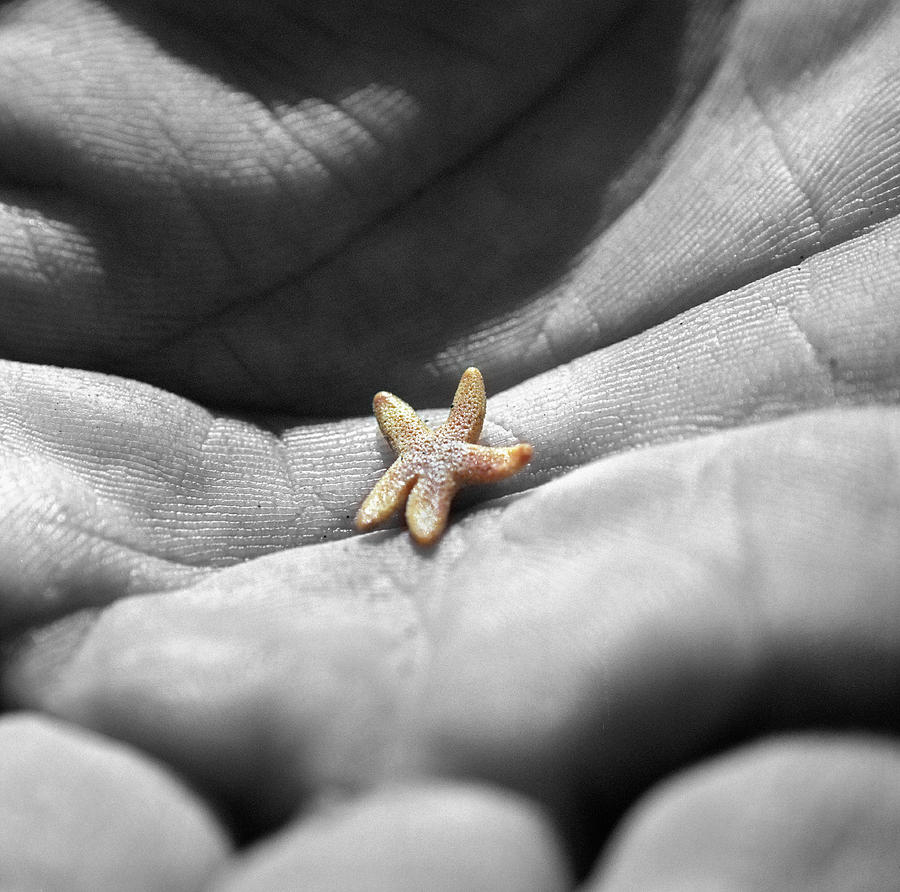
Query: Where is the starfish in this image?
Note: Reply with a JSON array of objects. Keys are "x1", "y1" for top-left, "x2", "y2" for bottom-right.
[{"x1": 356, "y1": 367, "x2": 533, "y2": 545}]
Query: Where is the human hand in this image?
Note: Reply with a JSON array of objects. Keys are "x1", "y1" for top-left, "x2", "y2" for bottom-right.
[
  {"x1": 0, "y1": 0, "x2": 627, "y2": 411},
  {"x1": 3, "y1": 0, "x2": 900, "y2": 889}
]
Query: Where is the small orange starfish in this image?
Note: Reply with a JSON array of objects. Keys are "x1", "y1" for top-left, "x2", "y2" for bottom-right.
[{"x1": 356, "y1": 367, "x2": 533, "y2": 545}]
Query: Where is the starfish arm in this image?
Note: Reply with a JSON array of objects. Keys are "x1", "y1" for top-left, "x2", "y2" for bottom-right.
[
  {"x1": 355, "y1": 458, "x2": 416, "y2": 530},
  {"x1": 359, "y1": 368, "x2": 530, "y2": 544},
  {"x1": 440, "y1": 367, "x2": 486, "y2": 443},
  {"x1": 373, "y1": 391, "x2": 432, "y2": 453},
  {"x1": 456, "y1": 442, "x2": 534, "y2": 484},
  {"x1": 405, "y1": 474, "x2": 457, "y2": 546}
]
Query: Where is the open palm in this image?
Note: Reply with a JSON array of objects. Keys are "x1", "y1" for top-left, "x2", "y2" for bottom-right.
[{"x1": 2, "y1": 0, "x2": 900, "y2": 889}]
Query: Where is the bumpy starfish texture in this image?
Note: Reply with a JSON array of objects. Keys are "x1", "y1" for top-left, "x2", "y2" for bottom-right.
[{"x1": 356, "y1": 367, "x2": 533, "y2": 545}]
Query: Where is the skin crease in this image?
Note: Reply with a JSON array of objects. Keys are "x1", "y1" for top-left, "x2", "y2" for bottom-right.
[{"x1": 1, "y1": 0, "x2": 900, "y2": 889}]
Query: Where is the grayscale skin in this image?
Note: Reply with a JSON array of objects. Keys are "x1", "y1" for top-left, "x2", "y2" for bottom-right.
[{"x1": 2, "y1": 1, "x2": 900, "y2": 889}]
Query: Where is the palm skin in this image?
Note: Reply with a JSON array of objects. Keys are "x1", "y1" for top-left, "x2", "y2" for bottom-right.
[
  {"x1": 2, "y1": 0, "x2": 900, "y2": 889},
  {"x1": 0, "y1": 0, "x2": 627, "y2": 410}
]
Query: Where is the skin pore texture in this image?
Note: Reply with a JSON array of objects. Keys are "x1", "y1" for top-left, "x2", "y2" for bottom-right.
[{"x1": 2, "y1": 0, "x2": 900, "y2": 889}]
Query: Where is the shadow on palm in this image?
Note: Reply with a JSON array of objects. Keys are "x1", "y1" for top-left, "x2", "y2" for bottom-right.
[
  {"x1": 0, "y1": 0, "x2": 709, "y2": 412},
  {"x1": 3, "y1": 1, "x2": 900, "y2": 879}
]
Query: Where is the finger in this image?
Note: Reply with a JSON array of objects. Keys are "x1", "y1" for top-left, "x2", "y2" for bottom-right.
[
  {"x1": 378, "y1": 207, "x2": 900, "y2": 498},
  {"x1": 588, "y1": 735, "x2": 900, "y2": 891},
  {"x1": 211, "y1": 783, "x2": 572, "y2": 892},
  {"x1": 0, "y1": 361, "x2": 313, "y2": 626},
  {"x1": 407, "y1": 405, "x2": 900, "y2": 796},
  {"x1": 0, "y1": 0, "x2": 627, "y2": 387},
  {"x1": 3, "y1": 563, "x2": 415, "y2": 835},
  {"x1": 141, "y1": 0, "x2": 900, "y2": 411},
  {"x1": 6, "y1": 407, "x2": 899, "y2": 852},
  {"x1": 0, "y1": 711, "x2": 228, "y2": 891}
]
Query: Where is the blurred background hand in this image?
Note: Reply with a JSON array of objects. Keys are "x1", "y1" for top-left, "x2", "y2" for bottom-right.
[{"x1": 2, "y1": 0, "x2": 900, "y2": 889}]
